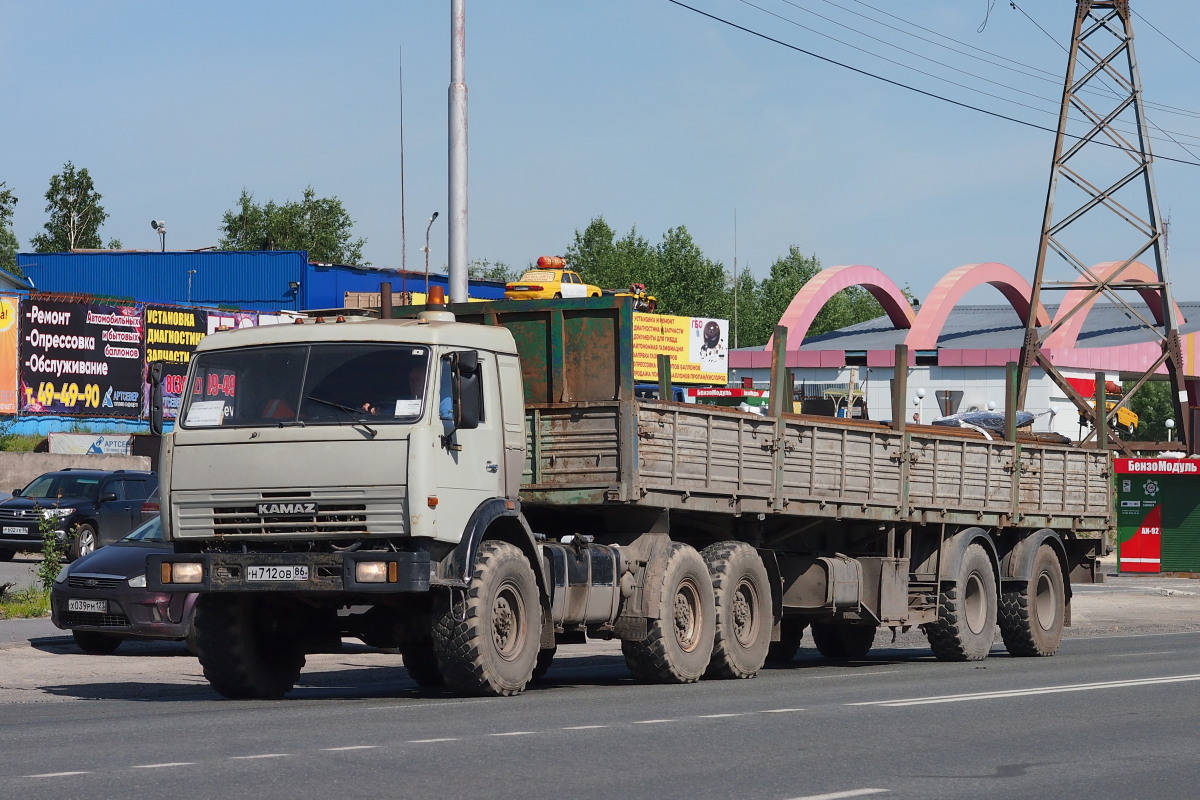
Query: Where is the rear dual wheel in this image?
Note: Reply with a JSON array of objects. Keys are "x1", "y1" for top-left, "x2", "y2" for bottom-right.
[
  {"x1": 999, "y1": 545, "x2": 1066, "y2": 657},
  {"x1": 702, "y1": 542, "x2": 770, "y2": 679},
  {"x1": 925, "y1": 543, "x2": 998, "y2": 662},
  {"x1": 622, "y1": 543, "x2": 715, "y2": 683}
]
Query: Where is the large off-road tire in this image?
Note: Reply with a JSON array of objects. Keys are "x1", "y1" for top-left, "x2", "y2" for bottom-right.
[
  {"x1": 401, "y1": 640, "x2": 444, "y2": 687},
  {"x1": 810, "y1": 622, "x2": 876, "y2": 659},
  {"x1": 999, "y1": 544, "x2": 1066, "y2": 657},
  {"x1": 431, "y1": 541, "x2": 540, "y2": 697},
  {"x1": 702, "y1": 541, "x2": 770, "y2": 679},
  {"x1": 194, "y1": 594, "x2": 306, "y2": 699},
  {"x1": 68, "y1": 523, "x2": 97, "y2": 562},
  {"x1": 621, "y1": 542, "x2": 715, "y2": 684},
  {"x1": 766, "y1": 617, "x2": 805, "y2": 663},
  {"x1": 72, "y1": 629, "x2": 122, "y2": 654},
  {"x1": 924, "y1": 542, "x2": 998, "y2": 662}
]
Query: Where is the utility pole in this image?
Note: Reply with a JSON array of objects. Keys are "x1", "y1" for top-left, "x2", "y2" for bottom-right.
[
  {"x1": 1017, "y1": 0, "x2": 1187, "y2": 453},
  {"x1": 448, "y1": 0, "x2": 468, "y2": 302}
]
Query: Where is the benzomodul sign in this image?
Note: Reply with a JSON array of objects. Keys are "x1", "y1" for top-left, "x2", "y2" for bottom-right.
[{"x1": 1113, "y1": 458, "x2": 1200, "y2": 574}]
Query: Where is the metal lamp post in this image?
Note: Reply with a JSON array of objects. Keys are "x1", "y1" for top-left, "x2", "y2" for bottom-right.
[{"x1": 423, "y1": 211, "x2": 440, "y2": 300}]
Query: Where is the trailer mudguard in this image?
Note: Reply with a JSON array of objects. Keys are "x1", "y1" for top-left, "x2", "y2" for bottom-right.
[
  {"x1": 937, "y1": 526, "x2": 1000, "y2": 583},
  {"x1": 999, "y1": 528, "x2": 1070, "y2": 599}
]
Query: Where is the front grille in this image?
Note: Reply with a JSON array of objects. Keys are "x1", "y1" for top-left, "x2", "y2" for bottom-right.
[
  {"x1": 68, "y1": 576, "x2": 124, "y2": 590},
  {"x1": 0, "y1": 509, "x2": 39, "y2": 525},
  {"x1": 61, "y1": 611, "x2": 130, "y2": 628},
  {"x1": 211, "y1": 503, "x2": 369, "y2": 536}
]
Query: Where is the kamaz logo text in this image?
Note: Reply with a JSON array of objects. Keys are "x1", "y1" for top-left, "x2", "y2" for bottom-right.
[{"x1": 256, "y1": 502, "x2": 318, "y2": 516}]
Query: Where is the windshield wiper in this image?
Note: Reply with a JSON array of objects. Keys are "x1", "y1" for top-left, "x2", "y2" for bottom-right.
[{"x1": 305, "y1": 395, "x2": 378, "y2": 438}]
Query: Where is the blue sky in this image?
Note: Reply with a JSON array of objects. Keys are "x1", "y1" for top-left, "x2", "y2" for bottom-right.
[{"x1": 3, "y1": 1, "x2": 1200, "y2": 303}]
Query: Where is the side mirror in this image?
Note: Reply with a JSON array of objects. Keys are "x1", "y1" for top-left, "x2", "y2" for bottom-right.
[
  {"x1": 10, "y1": 489, "x2": 21, "y2": 497},
  {"x1": 100, "y1": 492, "x2": 118, "y2": 503},
  {"x1": 448, "y1": 351, "x2": 481, "y2": 431},
  {"x1": 149, "y1": 362, "x2": 165, "y2": 436}
]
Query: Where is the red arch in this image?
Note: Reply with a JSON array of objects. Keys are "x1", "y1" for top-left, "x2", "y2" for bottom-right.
[
  {"x1": 767, "y1": 265, "x2": 915, "y2": 349},
  {"x1": 903, "y1": 262, "x2": 1050, "y2": 350},
  {"x1": 1045, "y1": 261, "x2": 1186, "y2": 348}
]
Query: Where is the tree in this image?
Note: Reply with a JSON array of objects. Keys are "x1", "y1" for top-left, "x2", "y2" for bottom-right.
[
  {"x1": 30, "y1": 162, "x2": 112, "y2": 252},
  {"x1": 468, "y1": 258, "x2": 518, "y2": 283},
  {"x1": 0, "y1": 182, "x2": 17, "y2": 274},
  {"x1": 565, "y1": 217, "x2": 658, "y2": 294},
  {"x1": 219, "y1": 187, "x2": 367, "y2": 265},
  {"x1": 655, "y1": 226, "x2": 728, "y2": 320},
  {"x1": 1124, "y1": 379, "x2": 1173, "y2": 442}
]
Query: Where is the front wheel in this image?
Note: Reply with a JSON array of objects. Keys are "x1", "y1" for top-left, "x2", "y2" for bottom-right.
[
  {"x1": 432, "y1": 541, "x2": 540, "y2": 696},
  {"x1": 702, "y1": 541, "x2": 770, "y2": 679},
  {"x1": 194, "y1": 594, "x2": 306, "y2": 699},
  {"x1": 69, "y1": 523, "x2": 97, "y2": 561},
  {"x1": 924, "y1": 542, "x2": 998, "y2": 662},
  {"x1": 72, "y1": 629, "x2": 122, "y2": 654},
  {"x1": 999, "y1": 544, "x2": 1065, "y2": 657},
  {"x1": 621, "y1": 543, "x2": 715, "y2": 684}
]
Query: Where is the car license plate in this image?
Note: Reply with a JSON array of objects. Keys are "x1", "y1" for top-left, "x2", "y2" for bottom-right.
[
  {"x1": 3, "y1": 525, "x2": 27, "y2": 535},
  {"x1": 68, "y1": 599, "x2": 107, "y2": 613},
  {"x1": 247, "y1": 565, "x2": 309, "y2": 581}
]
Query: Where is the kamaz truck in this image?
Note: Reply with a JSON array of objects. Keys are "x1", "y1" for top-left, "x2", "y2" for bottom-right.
[{"x1": 148, "y1": 291, "x2": 1109, "y2": 699}]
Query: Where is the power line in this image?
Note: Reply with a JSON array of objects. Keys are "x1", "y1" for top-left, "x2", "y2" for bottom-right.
[{"x1": 664, "y1": 0, "x2": 1200, "y2": 167}]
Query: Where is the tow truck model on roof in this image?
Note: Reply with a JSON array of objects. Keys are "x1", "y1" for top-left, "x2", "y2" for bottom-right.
[{"x1": 147, "y1": 289, "x2": 1109, "y2": 699}]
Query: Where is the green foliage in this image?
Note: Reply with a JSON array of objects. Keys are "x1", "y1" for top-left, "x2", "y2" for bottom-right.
[
  {"x1": 36, "y1": 512, "x2": 68, "y2": 590},
  {"x1": 219, "y1": 187, "x2": 367, "y2": 265},
  {"x1": 31, "y1": 162, "x2": 110, "y2": 252},
  {"x1": 0, "y1": 181, "x2": 18, "y2": 274},
  {"x1": 468, "y1": 258, "x2": 519, "y2": 283},
  {"x1": 0, "y1": 585, "x2": 50, "y2": 620},
  {"x1": 1124, "y1": 380, "x2": 1174, "y2": 441}
]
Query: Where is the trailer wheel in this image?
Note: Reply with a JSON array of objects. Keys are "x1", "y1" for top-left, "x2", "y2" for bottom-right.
[
  {"x1": 999, "y1": 545, "x2": 1065, "y2": 657},
  {"x1": 621, "y1": 542, "x2": 715, "y2": 684},
  {"x1": 702, "y1": 541, "x2": 770, "y2": 679},
  {"x1": 810, "y1": 622, "x2": 876, "y2": 659},
  {"x1": 766, "y1": 618, "x2": 805, "y2": 663},
  {"x1": 432, "y1": 541, "x2": 539, "y2": 696},
  {"x1": 924, "y1": 542, "x2": 998, "y2": 662},
  {"x1": 194, "y1": 594, "x2": 305, "y2": 699},
  {"x1": 401, "y1": 640, "x2": 444, "y2": 687}
]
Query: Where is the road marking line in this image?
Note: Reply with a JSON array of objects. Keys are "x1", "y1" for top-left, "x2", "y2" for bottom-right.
[
  {"x1": 231, "y1": 754, "x2": 290, "y2": 760},
  {"x1": 323, "y1": 746, "x2": 380, "y2": 751},
  {"x1": 698, "y1": 713, "x2": 743, "y2": 718},
  {"x1": 760, "y1": 708, "x2": 806, "y2": 713},
  {"x1": 849, "y1": 674, "x2": 1200, "y2": 707},
  {"x1": 632, "y1": 719, "x2": 676, "y2": 724},
  {"x1": 23, "y1": 772, "x2": 92, "y2": 778},
  {"x1": 562, "y1": 725, "x2": 608, "y2": 730},
  {"x1": 786, "y1": 789, "x2": 889, "y2": 800},
  {"x1": 408, "y1": 738, "x2": 459, "y2": 743},
  {"x1": 132, "y1": 762, "x2": 195, "y2": 769},
  {"x1": 489, "y1": 731, "x2": 535, "y2": 737}
]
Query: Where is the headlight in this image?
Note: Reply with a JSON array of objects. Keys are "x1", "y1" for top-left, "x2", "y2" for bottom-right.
[
  {"x1": 42, "y1": 508, "x2": 75, "y2": 519},
  {"x1": 53, "y1": 565, "x2": 69, "y2": 584},
  {"x1": 127, "y1": 574, "x2": 147, "y2": 588}
]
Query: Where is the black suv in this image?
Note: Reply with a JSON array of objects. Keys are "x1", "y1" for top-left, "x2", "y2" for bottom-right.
[{"x1": 0, "y1": 469, "x2": 159, "y2": 561}]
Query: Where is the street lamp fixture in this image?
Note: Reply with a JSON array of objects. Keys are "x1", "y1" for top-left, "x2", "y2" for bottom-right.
[
  {"x1": 423, "y1": 211, "x2": 440, "y2": 300},
  {"x1": 1166, "y1": 418, "x2": 1175, "y2": 442}
]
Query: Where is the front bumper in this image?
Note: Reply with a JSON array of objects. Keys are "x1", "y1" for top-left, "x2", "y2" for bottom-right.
[{"x1": 147, "y1": 550, "x2": 432, "y2": 593}]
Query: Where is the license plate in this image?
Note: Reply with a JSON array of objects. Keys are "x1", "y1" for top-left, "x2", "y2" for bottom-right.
[
  {"x1": 247, "y1": 565, "x2": 309, "y2": 581},
  {"x1": 68, "y1": 599, "x2": 107, "y2": 613},
  {"x1": 3, "y1": 526, "x2": 27, "y2": 535}
]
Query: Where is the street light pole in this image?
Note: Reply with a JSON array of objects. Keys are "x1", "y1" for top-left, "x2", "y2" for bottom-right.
[{"x1": 423, "y1": 211, "x2": 439, "y2": 300}]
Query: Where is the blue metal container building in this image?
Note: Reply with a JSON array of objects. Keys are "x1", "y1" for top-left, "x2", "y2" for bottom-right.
[{"x1": 16, "y1": 251, "x2": 506, "y2": 312}]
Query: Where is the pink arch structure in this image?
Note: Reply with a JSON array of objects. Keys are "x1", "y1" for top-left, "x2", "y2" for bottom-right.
[
  {"x1": 1045, "y1": 261, "x2": 1186, "y2": 348},
  {"x1": 903, "y1": 262, "x2": 1050, "y2": 350},
  {"x1": 767, "y1": 265, "x2": 915, "y2": 349}
]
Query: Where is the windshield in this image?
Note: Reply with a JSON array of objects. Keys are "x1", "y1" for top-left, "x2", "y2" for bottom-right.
[
  {"x1": 21, "y1": 474, "x2": 101, "y2": 500},
  {"x1": 178, "y1": 343, "x2": 431, "y2": 429},
  {"x1": 122, "y1": 516, "x2": 163, "y2": 542}
]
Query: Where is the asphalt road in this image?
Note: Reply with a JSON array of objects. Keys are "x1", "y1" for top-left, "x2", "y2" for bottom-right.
[{"x1": 2, "y1": 570, "x2": 1198, "y2": 800}]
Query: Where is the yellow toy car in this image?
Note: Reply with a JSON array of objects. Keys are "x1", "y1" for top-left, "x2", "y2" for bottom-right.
[{"x1": 504, "y1": 256, "x2": 602, "y2": 300}]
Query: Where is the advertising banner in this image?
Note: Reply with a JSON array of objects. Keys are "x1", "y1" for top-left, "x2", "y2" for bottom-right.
[
  {"x1": 145, "y1": 304, "x2": 208, "y2": 420},
  {"x1": 632, "y1": 313, "x2": 728, "y2": 385},
  {"x1": 19, "y1": 297, "x2": 145, "y2": 417},
  {"x1": 0, "y1": 295, "x2": 18, "y2": 413},
  {"x1": 47, "y1": 431, "x2": 133, "y2": 455}
]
